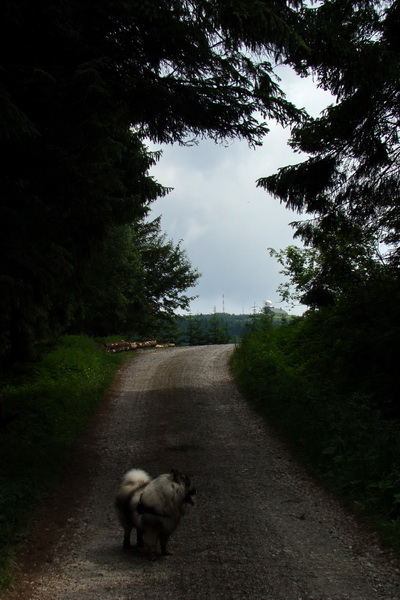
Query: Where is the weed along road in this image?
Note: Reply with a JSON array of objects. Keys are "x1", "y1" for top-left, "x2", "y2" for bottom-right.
[{"x1": 8, "y1": 345, "x2": 400, "y2": 600}]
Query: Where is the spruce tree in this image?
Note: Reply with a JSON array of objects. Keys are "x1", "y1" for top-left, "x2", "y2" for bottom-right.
[{"x1": 258, "y1": 0, "x2": 400, "y2": 294}]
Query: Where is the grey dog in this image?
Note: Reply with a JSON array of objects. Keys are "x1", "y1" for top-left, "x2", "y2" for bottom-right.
[{"x1": 115, "y1": 468, "x2": 196, "y2": 559}]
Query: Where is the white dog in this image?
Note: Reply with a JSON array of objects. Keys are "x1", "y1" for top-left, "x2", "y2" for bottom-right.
[{"x1": 115, "y1": 468, "x2": 196, "y2": 559}]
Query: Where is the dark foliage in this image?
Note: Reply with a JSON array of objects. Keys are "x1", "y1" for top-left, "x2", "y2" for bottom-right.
[
  {"x1": 0, "y1": 0, "x2": 307, "y2": 365},
  {"x1": 258, "y1": 0, "x2": 400, "y2": 277},
  {"x1": 232, "y1": 313, "x2": 400, "y2": 549},
  {"x1": 0, "y1": 336, "x2": 126, "y2": 588}
]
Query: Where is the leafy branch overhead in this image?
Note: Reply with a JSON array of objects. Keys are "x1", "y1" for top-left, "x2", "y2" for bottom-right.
[
  {"x1": 0, "y1": 0, "x2": 310, "y2": 362},
  {"x1": 258, "y1": 0, "x2": 400, "y2": 297}
]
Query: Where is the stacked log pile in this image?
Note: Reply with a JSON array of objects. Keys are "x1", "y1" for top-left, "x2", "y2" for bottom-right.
[{"x1": 103, "y1": 340, "x2": 175, "y2": 353}]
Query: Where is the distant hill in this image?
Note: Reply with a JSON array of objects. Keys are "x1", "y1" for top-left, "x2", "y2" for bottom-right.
[{"x1": 174, "y1": 307, "x2": 289, "y2": 345}]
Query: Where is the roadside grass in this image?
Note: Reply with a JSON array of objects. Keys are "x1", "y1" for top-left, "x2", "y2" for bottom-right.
[
  {"x1": 0, "y1": 335, "x2": 128, "y2": 590},
  {"x1": 231, "y1": 315, "x2": 400, "y2": 553}
]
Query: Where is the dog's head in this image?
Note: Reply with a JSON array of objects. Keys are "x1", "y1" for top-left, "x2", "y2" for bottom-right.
[
  {"x1": 171, "y1": 468, "x2": 196, "y2": 505},
  {"x1": 184, "y1": 486, "x2": 196, "y2": 506}
]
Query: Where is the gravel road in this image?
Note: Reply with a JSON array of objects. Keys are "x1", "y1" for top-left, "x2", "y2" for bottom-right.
[{"x1": 6, "y1": 344, "x2": 400, "y2": 600}]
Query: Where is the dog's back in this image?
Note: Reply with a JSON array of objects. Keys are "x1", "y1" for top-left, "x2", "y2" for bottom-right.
[{"x1": 139, "y1": 472, "x2": 188, "y2": 520}]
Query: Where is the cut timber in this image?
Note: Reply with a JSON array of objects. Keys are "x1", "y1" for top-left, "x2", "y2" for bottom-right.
[{"x1": 102, "y1": 340, "x2": 175, "y2": 353}]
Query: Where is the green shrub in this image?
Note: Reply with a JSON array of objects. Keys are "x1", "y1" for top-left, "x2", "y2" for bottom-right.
[
  {"x1": 232, "y1": 314, "x2": 400, "y2": 551},
  {"x1": 0, "y1": 335, "x2": 127, "y2": 588}
]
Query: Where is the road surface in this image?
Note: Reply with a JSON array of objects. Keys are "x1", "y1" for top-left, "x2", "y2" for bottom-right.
[{"x1": 6, "y1": 345, "x2": 400, "y2": 600}]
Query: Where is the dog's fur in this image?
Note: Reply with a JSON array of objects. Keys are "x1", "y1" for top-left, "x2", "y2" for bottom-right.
[{"x1": 115, "y1": 468, "x2": 196, "y2": 559}]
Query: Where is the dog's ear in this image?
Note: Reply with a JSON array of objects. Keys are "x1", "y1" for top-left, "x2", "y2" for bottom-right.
[{"x1": 171, "y1": 468, "x2": 182, "y2": 483}]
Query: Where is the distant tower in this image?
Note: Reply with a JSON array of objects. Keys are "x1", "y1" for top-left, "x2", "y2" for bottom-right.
[{"x1": 222, "y1": 294, "x2": 225, "y2": 313}]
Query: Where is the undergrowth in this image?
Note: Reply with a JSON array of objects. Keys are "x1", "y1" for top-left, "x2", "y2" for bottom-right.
[
  {"x1": 0, "y1": 335, "x2": 128, "y2": 590},
  {"x1": 231, "y1": 314, "x2": 400, "y2": 552}
]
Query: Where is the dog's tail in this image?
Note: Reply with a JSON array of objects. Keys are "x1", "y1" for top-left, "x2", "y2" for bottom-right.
[
  {"x1": 115, "y1": 469, "x2": 152, "y2": 523},
  {"x1": 121, "y1": 469, "x2": 151, "y2": 490}
]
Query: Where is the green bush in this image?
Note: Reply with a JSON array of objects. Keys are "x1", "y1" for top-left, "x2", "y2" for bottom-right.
[
  {"x1": 0, "y1": 335, "x2": 127, "y2": 589},
  {"x1": 232, "y1": 313, "x2": 400, "y2": 551}
]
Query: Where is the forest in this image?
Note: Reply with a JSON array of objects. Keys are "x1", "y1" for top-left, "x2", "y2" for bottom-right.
[
  {"x1": 1, "y1": 0, "x2": 400, "y2": 584},
  {"x1": 0, "y1": 0, "x2": 307, "y2": 367},
  {"x1": 3, "y1": 0, "x2": 398, "y2": 369},
  {"x1": 173, "y1": 305, "x2": 289, "y2": 345}
]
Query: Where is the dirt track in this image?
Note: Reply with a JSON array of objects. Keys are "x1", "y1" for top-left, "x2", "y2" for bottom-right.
[{"x1": 6, "y1": 345, "x2": 400, "y2": 600}]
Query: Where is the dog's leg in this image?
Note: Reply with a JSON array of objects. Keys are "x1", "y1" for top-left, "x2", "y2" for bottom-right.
[
  {"x1": 123, "y1": 526, "x2": 132, "y2": 549},
  {"x1": 160, "y1": 533, "x2": 172, "y2": 556},
  {"x1": 137, "y1": 529, "x2": 144, "y2": 548},
  {"x1": 143, "y1": 531, "x2": 158, "y2": 560}
]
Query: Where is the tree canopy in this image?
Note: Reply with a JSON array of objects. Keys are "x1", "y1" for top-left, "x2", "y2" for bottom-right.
[
  {"x1": 75, "y1": 218, "x2": 199, "y2": 338},
  {"x1": 258, "y1": 0, "x2": 400, "y2": 302},
  {"x1": 258, "y1": 0, "x2": 400, "y2": 422},
  {"x1": 4, "y1": 0, "x2": 397, "y2": 363},
  {"x1": 0, "y1": 0, "x2": 310, "y2": 363}
]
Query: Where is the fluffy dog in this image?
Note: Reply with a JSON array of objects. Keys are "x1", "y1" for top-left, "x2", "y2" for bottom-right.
[{"x1": 115, "y1": 468, "x2": 196, "y2": 559}]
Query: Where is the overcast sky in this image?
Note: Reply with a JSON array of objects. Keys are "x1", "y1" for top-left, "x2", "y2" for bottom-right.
[{"x1": 148, "y1": 67, "x2": 333, "y2": 316}]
